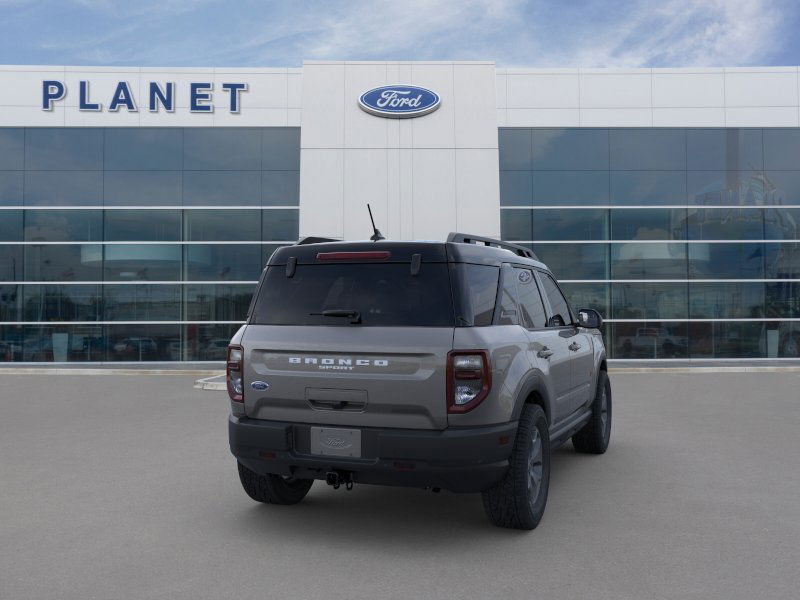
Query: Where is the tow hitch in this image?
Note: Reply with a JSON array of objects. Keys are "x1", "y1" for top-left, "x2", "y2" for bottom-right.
[{"x1": 325, "y1": 470, "x2": 354, "y2": 490}]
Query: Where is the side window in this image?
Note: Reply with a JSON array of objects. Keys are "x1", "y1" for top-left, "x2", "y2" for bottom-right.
[
  {"x1": 457, "y1": 264, "x2": 499, "y2": 326},
  {"x1": 514, "y1": 268, "x2": 547, "y2": 329},
  {"x1": 540, "y1": 272, "x2": 572, "y2": 327},
  {"x1": 496, "y1": 266, "x2": 519, "y2": 325}
]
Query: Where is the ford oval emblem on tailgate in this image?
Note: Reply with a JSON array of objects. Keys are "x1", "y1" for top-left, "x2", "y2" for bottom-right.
[{"x1": 250, "y1": 381, "x2": 269, "y2": 390}]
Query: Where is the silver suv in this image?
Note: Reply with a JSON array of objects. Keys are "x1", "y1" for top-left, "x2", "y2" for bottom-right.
[{"x1": 227, "y1": 233, "x2": 611, "y2": 530}]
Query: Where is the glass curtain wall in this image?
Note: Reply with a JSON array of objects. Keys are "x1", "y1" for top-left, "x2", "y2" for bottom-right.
[
  {"x1": 500, "y1": 127, "x2": 800, "y2": 359},
  {"x1": 0, "y1": 127, "x2": 299, "y2": 362}
]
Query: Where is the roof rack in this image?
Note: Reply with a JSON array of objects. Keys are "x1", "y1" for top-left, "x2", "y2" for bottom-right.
[
  {"x1": 296, "y1": 236, "x2": 339, "y2": 245},
  {"x1": 446, "y1": 232, "x2": 538, "y2": 260}
]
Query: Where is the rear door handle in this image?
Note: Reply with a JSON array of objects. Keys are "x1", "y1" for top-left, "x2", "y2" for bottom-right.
[
  {"x1": 537, "y1": 347, "x2": 554, "y2": 359},
  {"x1": 569, "y1": 342, "x2": 581, "y2": 351}
]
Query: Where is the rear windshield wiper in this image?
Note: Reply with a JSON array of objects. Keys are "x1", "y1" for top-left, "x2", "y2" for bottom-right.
[{"x1": 309, "y1": 309, "x2": 362, "y2": 324}]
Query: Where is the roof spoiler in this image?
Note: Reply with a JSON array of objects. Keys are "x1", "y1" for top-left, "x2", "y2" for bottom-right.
[
  {"x1": 296, "y1": 236, "x2": 340, "y2": 245},
  {"x1": 447, "y1": 232, "x2": 538, "y2": 260}
]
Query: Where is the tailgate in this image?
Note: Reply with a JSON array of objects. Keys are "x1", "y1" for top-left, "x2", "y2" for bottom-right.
[{"x1": 242, "y1": 325, "x2": 454, "y2": 430}]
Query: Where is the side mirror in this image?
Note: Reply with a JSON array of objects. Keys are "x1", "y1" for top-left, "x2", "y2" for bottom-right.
[{"x1": 577, "y1": 308, "x2": 603, "y2": 329}]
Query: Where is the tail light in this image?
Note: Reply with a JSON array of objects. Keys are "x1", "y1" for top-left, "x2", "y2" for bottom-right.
[
  {"x1": 447, "y1": 350, "x2": 491, "y2": 413},
  {"x1": 227, "y1": 345, "x2": 244, "y2": 402}
]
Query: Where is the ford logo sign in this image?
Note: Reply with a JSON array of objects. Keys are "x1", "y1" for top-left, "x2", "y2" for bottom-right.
[
  {"x1": 358, "y1": 85, "x2": 440, "y2": 118},
  {"x1": 250, "y1": 381, "x2": 269, "y2": 391}
]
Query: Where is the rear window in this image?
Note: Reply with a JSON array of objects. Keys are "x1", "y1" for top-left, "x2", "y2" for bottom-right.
[{"x1": 250, "y1": 263, "x2": 454, "y2": 327}]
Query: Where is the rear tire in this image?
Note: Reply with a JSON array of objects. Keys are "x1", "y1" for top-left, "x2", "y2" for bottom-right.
[
  {"x1": 572, "y1": 370, "x2": 612, "y2": 454},
  {"x1": 237, "y1": 462, "x2": 313, "y2": 505},
  {"x1": 482, "y1": 404, "x2": 550, "y2": 530}
]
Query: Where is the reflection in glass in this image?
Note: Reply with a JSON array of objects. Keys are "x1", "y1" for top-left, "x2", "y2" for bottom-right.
[
  {"x1": 611, "y1": 243, "x2": 687, "y2": 279},
  {"x1": 610, "y1": 129, "x2": 685, "y2": 170},
  {"x1": 105, "y1": 324, "x2": 181, "y2": 361},
  {"x1": 687, "y1": 170, "x2": 772, "y2": 205},
  {"x1": 183, "y1": 128, "x2": 261, "y2": 170},
  {"x1": 766, "y1": 282, "x2": 800, "y2": 318},
  {"x1": 185, "y1": 323, "x2": 241, "y2": 361},
  {"x1": 0, "y1": 129, "x2": 24, "y2": 170},
  {"x1": 560, "y1": 283, "x2": 609, "y2": 318},
  {"x1": 612, "y1": 321, "x2": 688, "y2": 359},
  {"x1": 262, "y1": 171, "x2": 300, "y2": 206},
  {"x1": 185, "y1": 244, "x2": 263, "y2": 281},
  {"x1": 499, "y1": 129, "x2": 532, "y2": 170},
  {"x1": 25, "y1": 128, "x2": 103, "y2": 170},
  {"x1": 103, "y1": 245, "x2": 181, "y2": 281},
  {"x1": 500, "y1": 172, "x2": 532, "y2": 206},
  {"x1": 262, "y1": 209, "x2": 299, "y2": 241},
  {"x1": 763, "y1": 129, "x2": 800, "y2": 170},
  {"x1": 24, "y1": 171, "x2": 103, "y2": 206},
  {"x1": 530, "y1": 244, "x2": 608, "y2": 280},
  {"x1": 0, "y1": 285, "x2": 20, "y2": 321},
  {"x1": 533, "y1": 171, "x2": 609, "y2": 206},
  {"x1": 0, "y1": 246, "x2": 23, "y2": 281},
  {"x1": 0, "y1": 210, "x2": 23, "y2": 241},
  {"x1": 689, "y1": 322, "x2": 765, "y2": 358},
  {"x1": 765, "y1": 243, "x2": 800, "y2": 279},
  {"x1": 531, "y1": 209, "x2": 607, "y2": 241},
  {"x1": 686, "y1": 129, "x2": 763, "y2": 171},
  {"x1": 23, "y1": 285, "x2": 101, "y2": 321},
  {"x1": 104, "y1": 285, "x2": 181, "y2": 320},
  {"x1": 0, "y1": 170, "x2": 23, "y2": 205},
  {"x1": 689, "y1": 243, "x2": 764, "y2": 279},
  {"x1": 262, "y1": 128, "x2": 301, "y2": 170},
  {"x1": 687, "y1": 207, "x2": 764, "y2": 240},
  {"x1": 501, "y1": 209, "x2": 532, "y2": 240},
  {"x1": 533, "y1": 129, "x2": 609, "y2": 170},
  {"x1": 104, "y1": 171, "x2": 182, "y2": 206},
  {"x1": 185, "y1": 284, "x2": 255, "y2": 321},
  {"x1": 184, "y1": 209, "x2": 260, "y2": 241},
  {"x1": 24, "y1": 244, "x2": 102, "y2": 281},
  {"x1": 24, "y1": 210, "x2": 102, "y2": 242},
  {"x1": 612, "y1": 282, "x2": 687, "y2": 319},
  {"x1": 688, "y1": 282, "x2": 764, "y2": 319},
  {"x1": 611, "y1": 208, "x2": 687, "y2": 240},
  {"x1": 22, "y1": 324, "x2": 104, "y2": 362},
  {"x1": 105, "y1": 210, "x2": 181, "y2": 241},
  {"x1": 104, "y1": 128, "x2": 182, "y2": 171},
  {"x1": 611, "y1": 171, "x2": 686, "y2": 205},
  {"x1": 183, "y1": 171, "x2": 261, "y2": 206}
]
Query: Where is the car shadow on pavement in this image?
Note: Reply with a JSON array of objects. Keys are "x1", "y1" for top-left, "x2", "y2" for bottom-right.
[{"x1": 225, "y1": 445, "x2": 589, "y2": 545}]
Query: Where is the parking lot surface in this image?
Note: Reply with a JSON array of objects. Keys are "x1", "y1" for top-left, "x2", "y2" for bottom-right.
[{"x1": 1, "y1": 372, "x2": 799, "y2": 600}]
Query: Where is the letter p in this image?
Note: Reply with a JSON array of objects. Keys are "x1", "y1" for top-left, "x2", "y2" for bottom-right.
[{"x1": 42, "y1": 80, "x2": 65, "y2": 110}]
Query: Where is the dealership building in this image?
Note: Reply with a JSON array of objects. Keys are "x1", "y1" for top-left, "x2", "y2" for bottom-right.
[{"x1": 0, "y1": 60, "x2": 799, "y2": 362}]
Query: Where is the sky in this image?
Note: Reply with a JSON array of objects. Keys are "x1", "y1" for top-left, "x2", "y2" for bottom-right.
[{"x1": 0, "y1": 0, "x2": 799, "y2": 68}]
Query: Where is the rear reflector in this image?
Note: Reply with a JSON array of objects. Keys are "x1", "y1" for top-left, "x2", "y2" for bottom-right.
[{"x1": 316, "y1": 251, "x2": 391, "y2": 261}]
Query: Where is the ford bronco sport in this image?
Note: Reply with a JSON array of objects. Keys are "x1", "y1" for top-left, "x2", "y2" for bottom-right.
[{"x1": 227, "y1": 233, "x2": 611, "y2": 530}]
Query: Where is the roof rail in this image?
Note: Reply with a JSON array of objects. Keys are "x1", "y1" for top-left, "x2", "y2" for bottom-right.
[
  {"x1": 296, "y1": 236, "x2": 339, "y2": 245},
  {"x1": 446, "y1": 232, "x2": 538, "y2": 260}
]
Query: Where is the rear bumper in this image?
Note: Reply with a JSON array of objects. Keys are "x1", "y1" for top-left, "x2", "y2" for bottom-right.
[{"x1": 229, "y1": 415, "x2": 517, "y2": 493}]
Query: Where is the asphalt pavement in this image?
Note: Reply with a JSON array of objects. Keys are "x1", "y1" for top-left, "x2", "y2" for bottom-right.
[{"x1": 1, "y1": 371, "x2": 799, "y2": 600}]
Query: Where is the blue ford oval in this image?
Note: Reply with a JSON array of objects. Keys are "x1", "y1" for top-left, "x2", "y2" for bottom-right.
[{"x1": 358, "y1": 85, "x2": 440, "y2": 118}]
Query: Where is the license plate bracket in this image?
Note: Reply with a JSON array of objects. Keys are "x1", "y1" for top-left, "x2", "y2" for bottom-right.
[{"x1": 309, "y1": 427, "x2": 362, "y2": 458}]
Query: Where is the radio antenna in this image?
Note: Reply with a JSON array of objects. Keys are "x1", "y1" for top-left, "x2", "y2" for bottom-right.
[{"x1": 367, "y1": 204, "x2": 385, "y2": 242}]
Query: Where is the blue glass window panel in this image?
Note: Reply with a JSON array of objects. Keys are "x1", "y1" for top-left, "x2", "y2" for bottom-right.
[
  {"x1": 103, "y1": 285, "x2": 181, "y2": 320},
  {"x1": 185, "y1": 244, "x2": 263, "y2": 281},
  {"x1": 764, "y1": 129, "x2": 800, "y2": 170},
  {"x1": 0, "y1": 246, "x2": 23, "y2": 281},
  {"x1": 0, "y1": 209, "x2": 22, "y2": 241},
  {"x1": 185, "y1": 284, "x2": 255, "y2": 321},
  {"x1": 262, "y1": 209, "x2": 299, "y2": 241},
  {"x1": 0, "y1": 285, "x2": 21, "y2": 321},
  {"x1": 774, "y1": 322, "x2": 800, "y2": 357},
  {"x1": 611, "y1": 282, "x2": 688, "y2": 320},
  {"x1": 103, "y1": 245, "x2": 181, "y2": 281},
  {"x1": 688, "y1": 322, "x2": 765, "y2": 358},
  {"x1": 611, "y1": 171, "x2": 686, "y2": 205},
  {"x1": 559, "y1": 283, "x2": 609, "y2": 318},
  {"x1": 532, "y1": 129, "x2": 609, "y2": 170},
  {"x1": 104, "y1": 171, "x2": 182, "y2": 206},
  {"x1": 0, "y1": 129, "x2": 24, "y2": 170},
  {"x1": 530, "y1": 243, "x2": 609, "y2": 280},
  {"x1": 105, "y1": 324, "x2": 181, "y2": 361},
  {"x1": 262, "y1": 128, "x2": 300, "y2": 170},
  {"x1": 184, "y1": 209, "x2": 261, "y2": 241},
  {"x1": 686, "y1": 129, "x2": 763, "y2": 171},
  {"x1": 262, "y1": 171, "x2": 299, "y2": 206},
  {"x1": 764, "y1": 171, "x2": 800, "y2": 204},
  {"x1": 0, "y1": 171, "x2": 23, "y2": 206},
  {"x1": 766, "y1": 282, "x2": 800, "y2": 318},
  {"x1": 687, "y1": 208, "x2": 765, "y2": 240},
  {"x1": 104, "y1": 210, "x2": 181, "y2": 241},
  {"x1": 25, "y1": 128, "x2": 103, "y2": 170},
  {"x1": 689, "y1": 243, "x2": 765, "y2": 279},
  {"x1": 689, "y1": 282, "x2": 765, "y2": 319},
  {"x1": 24, "y1": 244, "x2": 102, "y2": 281},
  {"x1": 22, "y1": 285, "x2": 101, "y2": 321},
  {"x1": 610, "y1": 129, "x2": 685, "y2": 170},
  {"x1": 687, "y1": 170, "x2": 770, "y2": 205},
  {"x1": 531, "y1": 209, "x2": 608, "y2": 241},
  {"x1": 104, "y1": 128, "x2": 182, "y2": 170},
  {"x1": 765, "y1": 242, "x2": 800, "y2": 279},
  {"x1": 22, "y1": 324, "x2": 104, "y2": 362},
  {"x1": 611, "y1": 208, "x2": 687, "y2": 240},
  {"x1": 24, "y1": 210, "x2": 102, "y2": 242},
  {"x1": 500, "y1": 209, "x2": 532, "y2": 241},
  {"x1": 498, "y1": 129, "x2": 532, "y2": 170},
  {"x1": 533, "y1": 171, "x2": 609, "y2": 206},
  {"x1": 611, "y1": 243, "x2": 687, "y2": 279},
  {"x1": 500, "y1": 172, "x2": 532, "y2": 206},
  {"x1": 24, "y1": 171, "x2": 103, "y2": 206},
  {"x1": 184, "y1": 323, "x2": 242, "y2": 361},
  {"x1": 183, "y1": 171, "x2": 260, "y2": 206},
  {"x1": 183, "y1": 128, "x2": 261, "y2": 170},
  {"x1": 611, "y1": 321, "x2": 688, "y2": 359}
]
